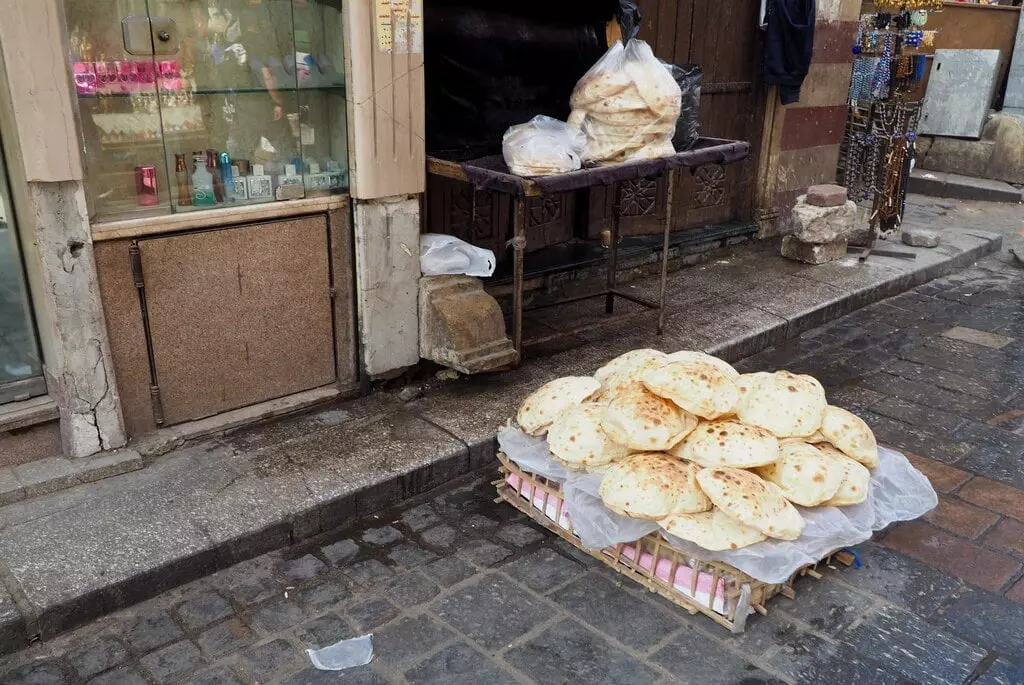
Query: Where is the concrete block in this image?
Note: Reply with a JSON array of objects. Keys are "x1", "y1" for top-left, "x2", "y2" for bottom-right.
[
  {"x1": 806, "y1": 184, "x2": 848, "y2": 207},
  {"x1": 353, "y1": 197, "x2": 421, "y2": 378},
  {"x1": 919, "y1": 137, "x2": 993, "y2": 178},
  {"x1": 902, "y1": 228, "x2": 942, "y2": 248},
  {"x1": 982, "y1": 114, "x2": 1024, "y2": 185},
  {"x1": 790, "y1": 197, "x2": 857, "y2": 243},
  {"x1": 419, "y1": 276, "x2": 517, "y2": 374},
  {"x1": 781, "y1": 235, "x2": 849, "y2": 265}
]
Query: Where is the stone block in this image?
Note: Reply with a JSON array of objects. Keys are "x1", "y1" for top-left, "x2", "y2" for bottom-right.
[
  {"x1": 419, "y1": 275, "x2": 518, "y2": 374},
  {"x1": 781, "y1": 235, "x2": 848, "y2": 265},
  {"x1": 902, "y1": 228, "x2": 941, "y2": 248},
  {"x1": 790, "y1": 198, "x2": 857, "y2": 243},
  {"x1": 847, "y1": 222, "x2": 875, "y2": 248},
  {"x1": 919, "y1": 137, "x2": 993, "y2": 178},
  {"x1": 983, "y1": 114, "x2": 1024, "y2": 184},
  {"x1": 806, "y1": 183, "x2": 847, "y2": 207}
]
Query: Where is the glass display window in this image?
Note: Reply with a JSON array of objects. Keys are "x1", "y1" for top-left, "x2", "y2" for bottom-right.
[{"x1": 64, "y1": 0, "x2": 349, "y2": 222}]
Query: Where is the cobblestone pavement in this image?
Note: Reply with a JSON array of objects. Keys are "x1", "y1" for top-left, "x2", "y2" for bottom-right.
[{"x1": 2, "y1": 254, "x2": 1023, "y2": 685}]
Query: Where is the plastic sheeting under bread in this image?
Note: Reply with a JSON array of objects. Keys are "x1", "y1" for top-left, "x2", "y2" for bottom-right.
[{"x1": 498, "y1": 427, "x2": 937, "y2": 584}]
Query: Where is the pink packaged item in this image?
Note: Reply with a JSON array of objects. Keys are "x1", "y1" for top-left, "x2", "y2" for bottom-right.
[
  {"x1": 159, "y1": 61, "x2": 182, "y2": 91},
  {"x1": 95, "y1": 61, "x2": 117, "y2": 95},
  {"x1": 73, "y1": 62, "x2": 97, "y2": 96},
  {"x1": 116, "y1": 61, "x2": 140, "y2": 93}
]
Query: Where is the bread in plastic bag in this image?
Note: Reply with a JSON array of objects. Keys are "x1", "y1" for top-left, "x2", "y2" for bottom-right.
[
  {"x1": 570, "y1": 40, "x2": 682, "y2": 166},
  {"x1": 420, "y1": 234, "x2": 496, "y2": 278},
  {"x1": 502, "y1": 115, "x2": 587, "y2": 177}
]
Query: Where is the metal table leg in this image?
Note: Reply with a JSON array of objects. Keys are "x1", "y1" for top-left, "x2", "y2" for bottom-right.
[
  {"x1": 606, "y1": 181, "x2": 621, "y2": 315},
  {"x1": 658, "y1": 169, "x2": 676, "y2": 334},
  {"x1": 511, "y1": 195, "x2": 526, "y2": 365}
]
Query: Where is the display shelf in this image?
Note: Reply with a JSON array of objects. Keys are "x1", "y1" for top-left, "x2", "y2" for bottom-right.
[{"x1": 77, "y1": 85, "x2": 345, "y2": 99}]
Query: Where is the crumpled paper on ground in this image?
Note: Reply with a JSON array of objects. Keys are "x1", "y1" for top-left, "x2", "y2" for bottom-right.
[{"x1": 498, "y1": 427, "x2": 937, "y2": 584}]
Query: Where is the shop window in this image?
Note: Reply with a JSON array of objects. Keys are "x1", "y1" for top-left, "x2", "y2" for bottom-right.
[{"x1": 64, "y1": 0, "x2": 349, "y2": 223}]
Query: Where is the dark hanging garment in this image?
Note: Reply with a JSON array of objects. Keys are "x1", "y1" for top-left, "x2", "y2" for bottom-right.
[{"x1": 763, "y1": 0, "x2": 816, "y2": 105}]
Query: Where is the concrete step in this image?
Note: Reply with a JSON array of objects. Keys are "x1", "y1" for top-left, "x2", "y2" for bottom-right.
[
  {"x1": 908, "y1": 169, "x2": 1023, "y2": 204},
  {"x1": 0, "y1": 226, "x2": 1004, "y2": 656}
]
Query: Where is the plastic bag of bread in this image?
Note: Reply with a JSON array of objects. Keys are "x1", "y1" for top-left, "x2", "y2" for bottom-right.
[
  {"x1": 569, "y1": 39, "x2": 682, "y2": 166},
  {"x1": 502, "y1": 115, "x2": 587, "y2": 177}
]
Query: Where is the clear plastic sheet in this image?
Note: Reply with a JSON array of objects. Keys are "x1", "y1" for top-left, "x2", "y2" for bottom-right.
[
  {"x1": 306, "y1": 634, "x2": 374, "y2": 671},
  {"x1": 502, "y1": 115, "x2": 587, "y2": 177},
  {"x1": 420, "y1": 234, "x2": 496, "y2": 277},
  {"x1": 498, "y1": 427, "x2": 937, "y2": 584}
]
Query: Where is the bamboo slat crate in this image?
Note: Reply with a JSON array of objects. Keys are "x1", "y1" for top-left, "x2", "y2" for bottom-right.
[{"x1": 496, "y1": 452, "x2": 854, "y2": 633}]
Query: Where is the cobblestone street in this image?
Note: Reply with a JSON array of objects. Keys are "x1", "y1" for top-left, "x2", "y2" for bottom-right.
[{"x1": 2, "y1": 252, "x2": 1023, "y2": 685}]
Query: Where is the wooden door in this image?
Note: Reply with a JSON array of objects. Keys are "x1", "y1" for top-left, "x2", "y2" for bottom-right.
[{"x1": 590, "y1": 0, "x2": 767, "y2": 237}]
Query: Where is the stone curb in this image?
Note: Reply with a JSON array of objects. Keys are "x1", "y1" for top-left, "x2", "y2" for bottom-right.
[
  {"x1": 908, "y1": 169, "x2": 1023, "y2": 204},
  {"x1": 0, "y1": 230, "x2": 1003, "y2": 656}
]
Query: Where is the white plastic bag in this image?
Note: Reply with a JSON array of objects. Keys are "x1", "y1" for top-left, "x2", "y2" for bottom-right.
[
  {"x1": 420, "y1": 234, "x2": 496, "y2": 278},
  {"x1": 569, "y1": 40, "x2": 682, "y2": 166},
  {"x1": 502, "y1": 115, "x2": 587, "y2": 177}
]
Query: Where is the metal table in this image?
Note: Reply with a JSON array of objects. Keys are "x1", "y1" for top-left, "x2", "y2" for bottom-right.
[{"x1": 426, "y1": 137, "x2": 750, "y2": 364}]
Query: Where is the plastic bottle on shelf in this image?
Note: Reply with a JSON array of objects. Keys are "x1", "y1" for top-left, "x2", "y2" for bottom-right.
[{"x1": 191, "y1": 155, "x2": 217, "y2": 206}]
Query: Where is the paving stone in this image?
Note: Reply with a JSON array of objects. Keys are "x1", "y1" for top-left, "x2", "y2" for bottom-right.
[
  {"x1": 459, "y1": 513, "x2": 501, "y2": 534},
  {"x1": 861, "y1": 412, "x2": 973, "y2": 463},
  {"x1": 958, "y1": 478, "x2": 1024, "y2": 519},
  {"x1": 872, "y1": 396, "x2": 967, "y2": 435},
  {"x1": 861, "y1": 372, "x2": 1006, "y2": 422},
  {"x1": 924, "y1": 495, "x2": 1001, "y2": 539},
  {"x1": 942, "y1": 326, "x2": 1013, "y2": 349},
  {"x1": 250, "y1": 598, "x2": 307, "y2": 634},
  {"x1": 973, "y1": 658, "x2": 1024, "y2": 685},
  {"x1": 344, "y1": 559, "x2": 395, "y2": 587},
  {"x1": 1007, "y1": 577, "x2": 1024, "y2": 604},
  {"x1": 124, "y1": 610, "x2": 184, "y2": 653},
  {"x1": 824, "y1": 385, "x2": 887, "y2": 410},
  {"x1": 843, "y1": 605, "x2": 986, "y2": 685},
  {"x1": 66, "y1": 634, "x2": 129, "y2": 679},
  {"x1": 361, "y1": 526, "x2": 404, "y2": 546},
  {"x1": 778, "y1": 577, "x2": 871, "y2": 634},
  {"x1": 421, "y1": 557, "x2": 475, "y2": 587},
  {"x1": 506, "y1": 618, "x2": 659, "y2": 685},
  {"x1": 458, "y1": 541, "x2": 511, "y2": 568},
  {"x1": 372, "y1": 615, "x2": 454, "y2": 668},
  {"x1": 884, "y1": 521, "x2": 1020, "y2": 591},
  {"x1": 237, "y1": 639, "x2": 304, "y2": 681},
  {"x1": 140, "y1": 641, "x2": 206, "y2": 683},
  {"x1": 299, "y1": 578, "x2": 349, "y2": 613},
  {"x1": 650, "y1": 624, "x2": 784, "y2": 684},
  {"x1": 433, "y1": 574, "x2": 555, "y2": 651},
  {"x1": 400, "y1": 504, "x2": 442, "y2": 532},
  {"x1": 404, "y1": 642, "x2": 518, "y2": 685},
  {"x1": 387, "y1": 543, "x2": 438, "y2": 568},
  {"x1": 280, "y1": 666, "x2": 388, "y2": 685},
  {"x1": 86, "y1": 666, "x2": 148, "y2": 685},
  {"x1": 551, "y1": 539, "x2": 602, "y2": 568},
  {"x1": 502, "y1": 548, "x2": 584, "y2": 593},
  {"x1": 766, "y1": 630, "x2": 901, "y2": 685},
  {"x1": 345, "y1": 598, "x2": 400, "y2": 632},
  {"x1": 496, "y1": 522, "x2": 545, "y2": 548},
  {"x1": 884, "y1": 358, "x2": 994, "y2": 399},
  {"x1": 184, "y1": 666, "x2": 245, "y2": 685},
  {"x1": 550, "y1": 574, "x2": 680, "y2": 650},
  {"x1": 984, "y1": 518, "x2": 1024, "y2": 558},
  {"x1": 1, "y1": 660, "x2": 70, "y2": 685},
  {"x1": 380, "y1": 572, "x2": 439, "y2": 606},
  {"x1": 320, "y1": 540, "x2": 359, "y2": 567},
  {"x1": 296, "y1": 613, "x2": 349, "y2": 649},
  {"x1": 835, "y1": 542, "x2": 962, "y2": 616},
  {"x1": 277, "y1": 555, "x2": 329, "y2": 584},
  {"x1": 196, "y1": 619, "x2": 258, "y2": 659},
  {"x1": 419, "y1": 525, "x2": 460, "y2": 549},
  {"x1": 904, "y1": 452, "x2": 973, "y2": 493},
  {"x1": 935, "y1": 588, "x2": 1024, "y2": 662},
  {"x1": 174, "y1": 590, "x2": 234, "y2": 631},
  {"x1": 225, "y1": 568, "x2": 281, "y2": 606}
]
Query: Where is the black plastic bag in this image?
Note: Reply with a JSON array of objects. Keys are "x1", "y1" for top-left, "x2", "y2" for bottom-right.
[{"x1": 661, "y1": 62, "x2": 702, "y2": 151}]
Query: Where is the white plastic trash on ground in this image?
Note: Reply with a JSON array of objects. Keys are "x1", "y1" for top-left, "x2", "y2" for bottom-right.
[
  {"x1": 420, "y1": 234, "x2": 496, "y2": 278},
  {"x1": 306, "y1": 634, "x2": 373, "y2": 671},
  {"x1": 498, "y1": 427, "x2": 937, "y2": 584}
]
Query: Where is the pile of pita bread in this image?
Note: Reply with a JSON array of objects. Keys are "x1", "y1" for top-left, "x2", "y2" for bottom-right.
[
  {"x1": 568, "y1": 40, "x2": 681, "y2": 166},
  {"x1": 516, "y1": 349, "x2": 880, "y2": 552}
]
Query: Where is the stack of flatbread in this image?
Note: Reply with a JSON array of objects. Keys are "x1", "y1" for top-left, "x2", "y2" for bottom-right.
[
  {"x1": 515, "y1": 349, "x2": 881, "y2": 552},
  {"x1": 568, "y1": 40, "x2": 681, "y2": 166}
]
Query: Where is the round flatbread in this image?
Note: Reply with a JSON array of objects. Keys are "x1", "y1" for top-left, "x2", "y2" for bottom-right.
[
  {"x1": 601, "y1": 387, "x2": 698, "y2": 451},
  {"x1": 670, "y1": 419, "x2": 779, "y2": 468},
  {"x1": 663, "y1": 351, "x2": 739, "y2": 379},
  {"x1": 752, "y1": 442, "x2": 845, "y2": 507},
  {"x1": 696, "y1": 467, "x2": 805, "y2": 540},
  {"x1": 548, "y1": 404, "x2": 630, "y2": 471},
  {"x1": 517, "y1": 376, "x2": 601, "y2": 436},
  {"x1": 594, "y1": 349, "x2": 668, "y2": 400},
  {"x1": 660, "y1": 508, "x2": 768, "y2": 551},
  {"x1": 642, "y1": 361, "x2": 740, "y2": 420},
  {"x1": 599, "y1": 452, "x2": 711, "y2": 520},
  {"x1": 819, "y1": 406, "x2": 879, "y2": 468},
  {"x1": 735, "y1": 370, "x2": 827, "y2": 438},
  {"x1": 817, "y1": 443, "x2": 871, "y2": 506}
]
